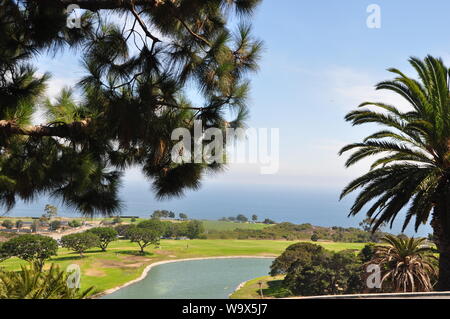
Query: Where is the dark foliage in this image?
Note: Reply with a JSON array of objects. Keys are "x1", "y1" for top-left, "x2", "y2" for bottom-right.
[{"x1": 0, "y1": 0, "x2": 262, "y2": 217}]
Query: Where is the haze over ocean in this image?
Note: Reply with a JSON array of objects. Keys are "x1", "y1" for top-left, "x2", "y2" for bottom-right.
[{"x1": 4, "y1": 179, "x2": 431, "y2": 237}]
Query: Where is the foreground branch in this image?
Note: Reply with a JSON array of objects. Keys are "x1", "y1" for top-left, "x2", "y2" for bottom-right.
[
  {"x1": 0, "y1": 120, "x2": 90, "y2": 138},
  {"x1": 56, "y1": 0, "x2": 164, "y2": 10},
  {"x1": 129, "y1": 3, "x2": 161, "y2": 43}
]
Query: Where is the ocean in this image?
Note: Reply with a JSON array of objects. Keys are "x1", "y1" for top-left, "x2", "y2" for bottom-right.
[{"x1": 2, "y1": 180, "x2": 432, "y2": 237}]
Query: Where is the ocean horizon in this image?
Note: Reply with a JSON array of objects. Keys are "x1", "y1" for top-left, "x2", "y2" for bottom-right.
[{"x1": 2, "y1": 180, "x2": 431, "y2": 237}]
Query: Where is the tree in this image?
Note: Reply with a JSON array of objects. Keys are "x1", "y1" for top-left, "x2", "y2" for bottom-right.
[
  {"x1": 359, "y1": 217, "x2": 386, "y2": 232},
  {"x1": 31, "y1": 220, "x2": 39, "y2": 233},
  {"x1": 310, "y1": 233, "x2": 319, "y2": 242},
  {"x1": 61, "y1": 232, "x2": 99, "y2": 257},
  {"x1": 1, "y1": 220, "x2": 13, "y2": 229},
  {"x1": 358, "y1": 243, "x2": 376, "y2": 263},
  {"x1": 358, "y1": 217, "x2": 385, "y2": 243},
  {"x1": 236, "y1": 214, "x2": 248, "y2": 223},
  {"x1": 339, "y1": 56, "x2": 450, "y2": 290},
  {"x1": 251, "y1": 214, "x2": 258, "y2": 223},
  {"x1": 0, "y1": 0, "x2": 262, "y2": 218},
  {"x1": 164, "y1": 222, "x2": 185, "y2": 238},
  {"x1": 0, "y1": 262, "x2": 93, "y2": 299},
  {"x1": 151, "y1": 210, "x2": 171, "y2": 219},
  {"x1": 186, "y1": 220, "x2": 204, "y2": 239},
  {"x1": 262, "y1": 218, "x2": 275, "y2": 225},
  {"x1": 49, "y1": 220, "x2": 62, "y2": 231},
  {"x1": 270, "y1": 242, "x2": 326, "y2": 276},
  {"x1": 43, "y1": 205, "x2": 58, "y2": 220},
  {"x1": 15, "y1": 220, "x2": 23, "y2": 230},
  {"x1": 87, "y1": 227, "x2": 118, "y2": 251},
  {"x1": 0, "y1": 234, "x2": 58, "y2": 269},
  {"x1": 367, "y1": 235, "x2": 437, "y2": 292},
  {"x1": 283, "y1": 249, "x2": 363, "y2": 296},
  {"x1": 127, "y1": 228, "x2": 160, "y2": 255},
  {"x1": 179, "y1": 213, "x2": 188, "y2": 221},
  {"x1": 137, "y1": 219, "x2": 165, "y2": 235},
  {"x1": 115, "y1": 224, "x2": 136, "y2": 238}
]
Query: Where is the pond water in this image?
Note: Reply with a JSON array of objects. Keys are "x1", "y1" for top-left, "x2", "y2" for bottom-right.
[{"x1": 102, "y1": 258, "x2": 274, "y2": 299}]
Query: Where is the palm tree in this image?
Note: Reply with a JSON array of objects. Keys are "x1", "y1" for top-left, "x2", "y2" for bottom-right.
[
  {"x1": 339, "y1": 55, "x2": 450, "y2": 290},
  {"x1": 0, "y1": 262, "x2": 93, "y2": 299},
  {"x1": 368, "y1": 235, "x2": 437, "y2": 292}
]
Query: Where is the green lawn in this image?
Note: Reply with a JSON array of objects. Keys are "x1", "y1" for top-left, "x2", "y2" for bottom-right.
[
  {"x1": 1, "y1": 217, "x2": 273, "y2": 230},
  {"x1": 230, "y1": 275, "x2": 290, "y2": 299},
  {"x1": 201, "y1": 220, "x2": 273, "y2": 231},
  {"x1": 0, "y1": 239, "x2": 366, "y2": 296}
]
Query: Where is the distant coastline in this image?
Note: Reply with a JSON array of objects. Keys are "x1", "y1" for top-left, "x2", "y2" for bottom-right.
[{"x1": 4, "y1": 183, "x2": 431, "y2": 236}]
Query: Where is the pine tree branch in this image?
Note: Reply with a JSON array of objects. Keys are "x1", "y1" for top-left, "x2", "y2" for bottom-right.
[
  {"x1": 173, "y1": 14, "x2": 211, "y2": 47},
  {"x1": 129, "y1": 3, "x2": 161, "y2": 44},
  {"x1": 0, "y1": 120, "x2": 90, "y2": 138},
  {"x1": 55, "y1": 0, "x2": 211, "y2": 46},
  {"x1": 165, "y1": 1, "x2": 211, "y2": 47},
  {"x1": 56, "y1": 0, "x2": 164, "y2": 10}
]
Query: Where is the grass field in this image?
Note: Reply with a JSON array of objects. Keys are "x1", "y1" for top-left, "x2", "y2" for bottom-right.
[
  {"x1": 230, "y1": 275, "x2": 290, "y2": 299},
  {"x1": 0, "y1": 217, "x2": 272, "y2": 230},
  {"x1": 0, "y1": 239, "x2": 366, "y2": 296},
  {"x1": 201, "y1": 220, "x2": 272, "y2": 231}
]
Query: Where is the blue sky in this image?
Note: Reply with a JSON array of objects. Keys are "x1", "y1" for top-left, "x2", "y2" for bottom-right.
[
  {"x1": 36, "y1": 0, "x2": 450, "y2": 189},
  {"x1": 25, "y1": 0, "x2": 450, "y2": 232}
]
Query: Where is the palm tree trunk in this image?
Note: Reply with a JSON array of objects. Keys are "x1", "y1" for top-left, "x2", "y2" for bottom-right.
[
  {"x1": 437, "y1": 248, "x2": 450, "y2": 291},
  {"x1": 432, "y1": 194, "x2": 450, "y2": 291}
]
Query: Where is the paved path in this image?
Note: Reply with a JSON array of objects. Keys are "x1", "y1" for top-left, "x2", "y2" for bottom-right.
[{"x1": 39, "y1": 225, "x2": 96, "y2": 240}]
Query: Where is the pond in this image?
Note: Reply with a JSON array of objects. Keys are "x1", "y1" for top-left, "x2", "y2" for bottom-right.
[{"x1": 102, "y1": 257, "x2": 274, "y2": 299}]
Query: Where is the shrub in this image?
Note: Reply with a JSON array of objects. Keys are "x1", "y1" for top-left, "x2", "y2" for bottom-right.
[
  {"x1": 0, "y1": 262, "x2": 93, "y2": 299},
  {"x1": 186, "y1": 220, "x2": 205, "y2": 239},
  {"x1": 68, "y1": 220, "x2": 82, "y2": 228}
]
